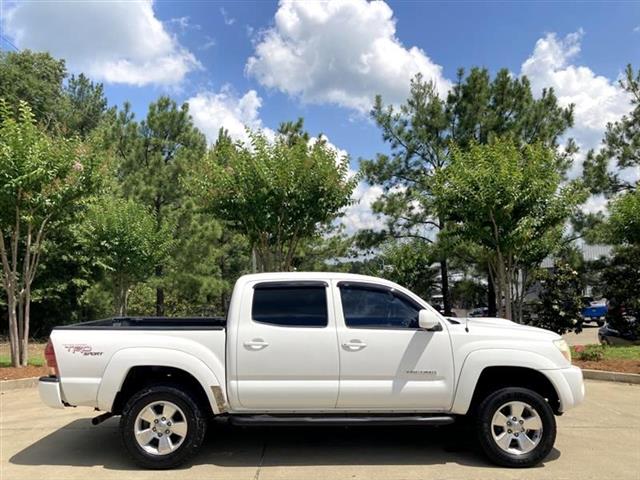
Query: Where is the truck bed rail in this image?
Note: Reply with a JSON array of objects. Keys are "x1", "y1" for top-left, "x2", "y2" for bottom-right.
[{"x1": 55, "y1": 316, "x2": 226, "y2": 330}]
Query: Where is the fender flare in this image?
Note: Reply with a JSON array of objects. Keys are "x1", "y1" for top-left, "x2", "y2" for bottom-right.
[
  {"x1": 96, "y1": 347, "x2": 225, "y2": 414},
  {"x1": 451, "y1": 349, "x2": 560, "y2": 415}
]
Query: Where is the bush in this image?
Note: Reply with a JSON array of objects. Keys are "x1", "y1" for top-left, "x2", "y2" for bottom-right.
[
  {"x1": 574, "y1": 344, "x2": 605, "y2": 362},
  {"x1": 529, "y1": 261, "x2": 584, "y2": 334}
]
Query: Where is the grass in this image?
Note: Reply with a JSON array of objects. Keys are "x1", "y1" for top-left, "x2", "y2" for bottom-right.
[
  {"x1": 571, "y1": 344, "x2": 640, "y2": 361},
  {"x1": 598, "y1": 345, "x2": 640, "y2": 360},
  {"x1": 0, "y1": 356, "x2": 45, "y2": 367},
  {"x1": 0, "y1": 341, "x2": 46, "y2": 368}
]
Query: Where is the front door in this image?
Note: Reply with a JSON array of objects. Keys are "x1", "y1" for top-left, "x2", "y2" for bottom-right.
[
  {"x1": 335, "y1": 281, "x2": 455, "y2": 410},
  {"x1": 235, "y1": 281, "x2": 340, "y2": 410}
]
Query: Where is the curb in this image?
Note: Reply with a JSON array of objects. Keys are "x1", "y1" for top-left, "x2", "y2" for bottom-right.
[
  {"x1": 0, "y1": 376, "x2": 39, "y2": 392},
  {"x1": 582, "y1": 369, "x2": 640, "y2": 384}
]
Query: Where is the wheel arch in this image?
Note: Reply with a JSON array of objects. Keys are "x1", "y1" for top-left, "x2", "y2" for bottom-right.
[
  {"x1": 451, "y1": 349, "x2": 562, "y2": 415},
  {"x1": 97, "y1": 347, "x2": 226, "y2": 415}
]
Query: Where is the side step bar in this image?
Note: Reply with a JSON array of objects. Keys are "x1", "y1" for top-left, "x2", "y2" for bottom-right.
[{"x1": 229, "y1": 414, "x2": 455, "y2": 427}]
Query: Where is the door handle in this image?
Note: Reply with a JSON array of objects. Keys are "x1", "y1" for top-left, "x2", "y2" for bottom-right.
[
  {"x1": 342, "y1": 340, "x2": 367, "y2": 350},
  {"x1": 244, "y1": 339, "x2": 269, "y2": 350}
]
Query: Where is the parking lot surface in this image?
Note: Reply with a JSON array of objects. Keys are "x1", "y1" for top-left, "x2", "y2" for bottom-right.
[{"x1": 1, "y1": 379, "x2": 639, "y2": 480}]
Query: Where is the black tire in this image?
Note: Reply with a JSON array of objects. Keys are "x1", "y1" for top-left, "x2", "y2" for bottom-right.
[
  {"x1": 476, "y1": 387, "x2": 556, "y2": 468},
  {"x1": 120, "y1": 384, "x2": 207, "y2": 469}
]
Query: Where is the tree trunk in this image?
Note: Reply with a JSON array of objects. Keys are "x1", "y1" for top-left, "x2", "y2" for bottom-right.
[
  {"x1": 17, "y1": 292, "x2": 25, "y2": 365},
  {"x1": 155, "y1": 264, "x2": 164, "y2": 316},
  {"x1": 20, "y1": 285, "x2": 31, "y2": 367},
  {"x1": 487, "y1": 270, "x2": 497, "y2": 317},
  {"x1": 438, "y1": 214, "x2": 451, "y2": 316},
  {"x1": 7, "y1": 298, "x2": 19, "y2": 367},
  {"x1": 440, "y1": 258, "x2": 451, "y2": 316},
  {"x1": 494, "y1": 253, "x2": 512, "y2": 320}
]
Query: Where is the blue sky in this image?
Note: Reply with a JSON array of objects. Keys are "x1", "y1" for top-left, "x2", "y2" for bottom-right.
[{"x1": 2, "y1": 0, "x2": 638, "y2": 228}]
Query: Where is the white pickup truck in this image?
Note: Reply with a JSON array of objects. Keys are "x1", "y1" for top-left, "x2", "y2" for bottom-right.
[{"x1": 39, "y1": 272, "x2": 584, "y2": 469}]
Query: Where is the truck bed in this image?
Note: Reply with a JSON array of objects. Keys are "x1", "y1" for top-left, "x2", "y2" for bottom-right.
[{"x1": 55, "y1": 316, "x2": 226, "y2": 330}]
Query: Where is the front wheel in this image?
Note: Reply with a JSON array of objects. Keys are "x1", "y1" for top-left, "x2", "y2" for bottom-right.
[
  {"x1": 120, "y1": 384, "x2": 207, "y2": 469},
  {"x1": 476, "y1": 387, "x2": 556, "y2": 468}
]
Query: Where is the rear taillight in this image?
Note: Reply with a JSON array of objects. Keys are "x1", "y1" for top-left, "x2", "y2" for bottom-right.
[{"x1": 44, "y1": 339, "x2": 58, "y2": 377}]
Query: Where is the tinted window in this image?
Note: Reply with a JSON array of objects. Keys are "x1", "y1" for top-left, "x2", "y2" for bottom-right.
[
  {"x1": 252, "y1": 286, "x2": 328, "y2": 327},
  {"x1": 340, "y1": 285, "x2": 420, "y2": 329}
]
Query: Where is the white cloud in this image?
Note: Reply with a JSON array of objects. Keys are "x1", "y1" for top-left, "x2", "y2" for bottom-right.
[
  {"x1": 220, "y1": 7, "x2": 236, "y2": 26},
  {"x1": 246, "y1": 0, "x2": 450, "y2": 113},
  {"x1": 187, "y1": 88, "x2": 377, "y2": 232},
  {"x1": 188, "y1": 87, "x2": 273, "y2": 145},
  {"x1": 341, "y1": 183, "x2": 385, "y2": 233},
  {"x1": 521, "y1": 31, "x2": 631, "y2": 176},
  {"x1": 522, "y1": 30, "x2": 637, "y2": 213},
  {"x1": 3, "y1": 0, "x2": 200, "y2": 86}
]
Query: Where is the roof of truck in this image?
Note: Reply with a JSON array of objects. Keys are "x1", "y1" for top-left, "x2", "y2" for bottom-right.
[{"x1": 238, "y1": 271, "x2": 393, "y2": 283}]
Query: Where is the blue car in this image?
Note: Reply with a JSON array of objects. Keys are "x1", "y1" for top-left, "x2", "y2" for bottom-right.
[{"x1": 581, "y1": 298, "x2": 608, "y2": 326}]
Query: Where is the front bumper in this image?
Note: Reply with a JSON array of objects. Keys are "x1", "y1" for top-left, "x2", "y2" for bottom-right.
[
  {"x1": 38, "y1": 376, "x2": 66, "y2": 409},
  {"x1": 543, "y1": 366, "x2": 585, "y2": 412}
]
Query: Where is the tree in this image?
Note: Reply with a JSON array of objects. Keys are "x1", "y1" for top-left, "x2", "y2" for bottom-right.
[
  {"x1": 530, "y1": 262, "x2": 584, "y2": 335},
  {"x1": 362, "y1": 68, "x2": 574, "y2": 315},
  {"x1": 374, "y1": 240, "x2": 439, "y2": 301},
  {"x1": 434, "y1": 139, "x2": 585, "y2": 320},
  {"x1": 111, "y1": 97, "x2": 207, "y2": 315},
  {"x1": 593, "y1": 190, "x2": 640, "y2": 334},
  {"x1": 79, "y1": 198, "x2": 171, "y2": 316},
  {"x1": 607, "y1": 189, "x2": 640, "y2": 244},
  {"x1": 0, "y1": 50, "x2": 66, "y2": 129},
  {"x1": 0, "y1": 100, "x2": 100, "y2": 366},
  {"x1": 60, "y1": 74, "x2": 109, "y2": 138},
  {"x1": 580, "y1": 65, "x2": 639, "y2": 337},
  {"x1": 583, "y1": 65, "x2": 639, "y2": 196},
  {"x1": 194, "y1": 123, "x2": 357, "y2": 271}
]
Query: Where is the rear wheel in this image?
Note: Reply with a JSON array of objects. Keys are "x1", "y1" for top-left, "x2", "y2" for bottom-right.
[
  {"x1": 476, "y1": 387, "x2": 556, "y2": 467},
  {"x1": 120, "y1": 385, "x2": 207, "y2": 469}
]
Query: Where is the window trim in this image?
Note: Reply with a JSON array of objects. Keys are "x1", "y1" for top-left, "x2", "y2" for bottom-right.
[
  {"x1": 251, "y1": 282, "x2": 330, "y2": 328},
  {"x1": 337, "y1": 281, "x2": 424, "y2": 331}
]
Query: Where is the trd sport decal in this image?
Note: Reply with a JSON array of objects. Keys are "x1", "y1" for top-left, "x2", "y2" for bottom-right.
[{"x1": 63, "y1": 344, "x2": 104, "y2": 356}]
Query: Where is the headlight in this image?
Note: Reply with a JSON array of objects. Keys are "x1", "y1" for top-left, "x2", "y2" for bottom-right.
[{"x1": 553, "y1": 338, "x2": 571, "y2": 363}]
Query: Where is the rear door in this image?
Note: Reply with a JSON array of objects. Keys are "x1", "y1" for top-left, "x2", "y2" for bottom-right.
[
  {"x1": 235, "y1": 281, "x2": 340, "y2": 410},
  {"x1": 335, "y1": 281, "x2": 455, "y2": 410}
]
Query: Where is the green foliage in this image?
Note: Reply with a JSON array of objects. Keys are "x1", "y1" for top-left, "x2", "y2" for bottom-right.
[
  {"x1": 434, "y1": 139, "x2": 586, "y2": 319},
  {"x1": 592, "y1": 244, "x2": 640, "y2": 334},
  {"x1": 583, "y1": 65, "x2": 639, "y2": 196},
  {"x1": 0, "y1": 99, "x2": 101, "y2": 365},
  {"x1": 607, "y1": 190, "x2": 640, "y2": 245},
  {"x1": 573, "y1": 344, "x2": 605, "y2": 362},
  {"x1": 451, "y1": 279, "x2": 487, "y2": 310},
  {"x1": 373, "y1": 240, "x2": 439, "y2": 300},
  {"x1": 0, "y1": 50, "x2": 66, "y2": 129},
  {"x1": 530, "y1": 262, "x2": 584, "y2": 335},
  {"x1": 195, "y1": 125, "x2": 357, "y2": 271},
  {"x1": 109, "y1": 96, "x2": 208, "y2": 315},
  {"x1": 60, "y1": 74, "x2": 109, "y2": 138},
  {"x1": 361, "y1": 68, "x2": 574, "y2": 315},
  {"x1": 79, "y1": 197, "x2": 172, "y2": 316},
  {"x1": 0, "y1": 100, "x2": 100, "y2": 228}
]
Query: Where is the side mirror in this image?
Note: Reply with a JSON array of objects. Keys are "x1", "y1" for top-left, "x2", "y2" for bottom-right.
[{"x1": 418, "y1": 309, "x2": 442, "y2": 331}]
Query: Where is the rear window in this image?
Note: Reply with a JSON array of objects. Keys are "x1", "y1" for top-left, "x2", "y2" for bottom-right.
[{"x1": 252, "y1": 285, "x2": 328, "y2": 327}]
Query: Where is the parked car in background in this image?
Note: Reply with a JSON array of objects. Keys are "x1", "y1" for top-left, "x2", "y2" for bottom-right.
[
  {"x1": 581, "y1": 298, "x2": 608, "y2": 326},
  {"x1": 469, "y1": 307, "x2": 489, "y2": 317},
  {"x1": 598, "y1": 320, "x2": 640, "y2": 345}
]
